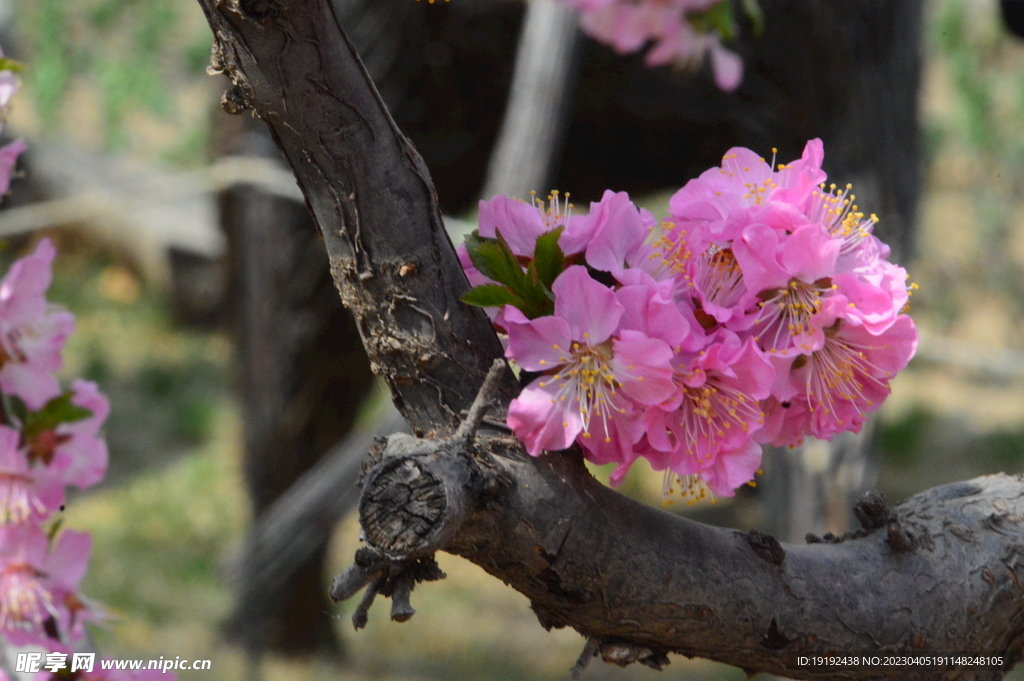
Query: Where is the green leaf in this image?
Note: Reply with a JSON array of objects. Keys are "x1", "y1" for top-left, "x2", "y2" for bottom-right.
[
  {"x1": 532, "y1": 227, "x2": 566, "y2": 290},
  {"x1": 464, "y1": 231, "x2": 530, "y2": 293},
  {"x1": 741, "y1": 0, "x2": 764, "y2": 36},
  {"x1": 22, "y1": 392, "x2": 94, "y2": 439},
  {"x1": 691, "y1": 0, "x2": 737, "y2": 42},
  {"x1": 460, "y1": 285, "x2": 525, "y2": 309},
  {"x1": 463, "y1": 230, "x2": 556, "y2": 319},
  {"x1": 0, "y1": 58, "x2": 24, "y2": 73}
]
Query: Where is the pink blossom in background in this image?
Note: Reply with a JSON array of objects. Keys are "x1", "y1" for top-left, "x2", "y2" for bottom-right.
[
  {"x1": 462, "y1": 139, "x2": 917, "y2": 502},
  {"x1": 561, "y1": 0, "x2": 744, "y2": 91},
  {"x1": 47, "y1": 380, "x2": 111, "y2": 490},
  {"x1": 0, "y1": 139, "x2": 26, "y2": 197},
  {"x1": 0, "y1": 47, "x2": 24, "y2": 200},
  {"x1": 42, "y1": 529, "x2": 102, "y2": 644},
  {"x1": 0, "y1": 526, "x2": 96, "y2": 647},
  {"x1": 0, "y1": 46, "x2": 17, "y2": 109},
  {"x1": 0, "y1": 239, "x2": 75, "y2": 410},
  {"x1": 0, "y1": 523, "x2": 56, "y2": 643},
  {"x1": 0, "y1": 425, "x2": 63, "y2": 524}
]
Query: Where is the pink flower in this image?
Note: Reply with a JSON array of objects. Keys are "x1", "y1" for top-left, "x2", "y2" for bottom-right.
[
  {"x1": 639, "y1": 333, "x2": 773, "y2": 498},
  {"x1": 669, "y1": 140, "x2": 827, "y2": 237},
  {"x1": 775, "y1": 298, "x2": 918, "y2": 440},
  {"x1": 0, "y1": 139, "x2": 26, "y2": 197},
  {"x1": 576, "y1": 190, "x2": 654, "y2": 271},
  {"x1": 569, "y1": 0, "x2": 744, "y2": 91},
  {"x1": 41, "y1": 380, "x2": 111, "y2": 490},
  {"x1": 0, "y1": 525, "x2": 95, "y2": 647},
  {"x1": 0, "y1": 523, "x2": 54, "y2": 640},
  {"x1": 0, "y1": 45, "x2": 18, "y2": 110},
  {"x1": 0, "y1": 425, "x2": 62, "y2": 524},
  {"x1": 0, "y1": 239, "x2": 75, "y2": 410},
  {"x1": 45, "y1": 529, "x2": 102, "y2": 644},
  {"x1": 733, "y1": 223, "x2": 842, "y2": 355},
  {"x1": 756, "y1": 395, "x2": 810, "y2": 449},
  {"x1": 505, "y1": 266, "x2": 676, "y2": 458},
  {"x1": 478, "y1": 191, "x2": 586, "y2": 257}
]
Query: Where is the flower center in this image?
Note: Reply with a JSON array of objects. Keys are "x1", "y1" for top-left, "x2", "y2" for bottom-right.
[
  {"x1": 647, "y1": 221, "x2": 692, "y2": 280},
  {"x1": 806, "y1": 182, "x2": 878, "y2": 255},
  {"x1": 538, "y1": 339, "x2": 624, "y2": 442},
  {"x1": 0, "y1": 563, "x2": 53, "y2": 630},
  {"x1": 694, "y1": 246, "x2": 746, "y2": 311},
  {"x1": 530, "y1": 189, "x2": 573, "y2": 231},
  {"x1": 754, "y1": 278, "x2": 833, "y2": 353},
  {"x1": 0, "y1": 471, "x2": 45, "y2": 524},
  {"x1": 683, "y1": 379, "x2": 758, "y2": 447},
  {"x1": 662, "y1": 472, "x2": 714, "y2": 506},
  {"x1": 802, "y1": 330, "x2": 893, "y2": 425}
]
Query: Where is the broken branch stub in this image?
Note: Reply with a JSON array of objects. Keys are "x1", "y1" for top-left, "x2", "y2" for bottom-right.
[
  {"x1": 358, "y1": 358, "x2": 506, "y2": 560},
  {"x1": 358, "y1": 433, "x2": 477, "y2": 560},
  {"x1": 331, "y1": 360, "x2": 506, "y2": 629}
]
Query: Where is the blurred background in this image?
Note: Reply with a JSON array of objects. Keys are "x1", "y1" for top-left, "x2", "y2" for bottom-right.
[{"x1": 2, "y1": 0, "x2": 1024, "y2": 679}]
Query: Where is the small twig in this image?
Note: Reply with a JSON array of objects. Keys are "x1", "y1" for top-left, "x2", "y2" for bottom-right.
[
  {"x1": 329, "y1": 562, "x2": 384, "y2": 603},
  {"x1": 352, "y1": 576, "x2": 382, "y2": 630},
  {"x1": 389, "y1": 573, "x2": 416, "y2": 622},
  {"x1": 569, "y1": 637, "x2": 600, "y2": 681},
  {"x1": 453, "y1": 358, "x2": 507, "y2": 444}
]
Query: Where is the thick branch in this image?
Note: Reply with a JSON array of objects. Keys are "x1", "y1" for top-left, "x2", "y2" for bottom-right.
[
  {"x1": 198, "y1": 0, "x2": 517, "y2": 435},
  {"x1": 197, "y1": 1, "x2": 1024, "y2": 678},
  {"x1": 353, "y1": 421, "x2": 1024, "y2": 680}
]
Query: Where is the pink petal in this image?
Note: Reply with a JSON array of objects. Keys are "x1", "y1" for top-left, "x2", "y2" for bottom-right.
[
  {"x1": 582, "y1": 190, "x2": 649, "y2": 274},
  {"x1": 478, "y1": 195, "x2": 547, "y2": 257},
  {"x1": 45, "y1": 530, "x2": 92, "y2": 591},
  {"x1": 507, "y1": 378, "x2": 582, "y2": 456},
  {"x1": 503, "y1": 306, "x2": 573, "y2": 371},
  {"x1": 699, "y1": 439, "x2": 762, "y2": 496},
  {"x1": 777, "y1": 224, "x2": 840, "y2": 283},
  {"x1": 732, "y1": 223, "x2": 789, "y2": 295},
  {"x1": 709, "y1": 42, "x2": 743, "y2": 92},
  {"x1": 611, "y1": 330, "x2": 677, "y2": 406},
  {"x1": 551, "y1": 266, "x2": 623, "y2": 343}
]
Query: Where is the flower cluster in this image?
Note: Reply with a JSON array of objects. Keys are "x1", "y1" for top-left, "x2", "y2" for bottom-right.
[
  {"x1": 0, "y1": 240, "x2": 101, "y2": 648},
  {"x1": 0, "y1": 48, "x2": 26, "y2": 199},
  {"x1": 460, "y1": 140, "x2": 917, "y2": 503},
  {"x1": 555, "y1": 0, "x2": 752, "y2": 91},
  {"x1": 0, "y1": 240, "x2": 169, "y2": 681}
]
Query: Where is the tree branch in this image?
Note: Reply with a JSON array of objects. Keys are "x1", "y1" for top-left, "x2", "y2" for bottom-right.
[
  {"x1": 198, "y1": 0, "x2": 518, "y2": 436},
  {"x1": 196, "y1": 1, "x2": 1024, "y2": 678}
]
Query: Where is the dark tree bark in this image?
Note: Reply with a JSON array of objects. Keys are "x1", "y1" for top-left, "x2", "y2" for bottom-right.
[
  {"x1": 195, "y1": 1, "x2": 1024, "y2": 678},
  {"x1": 216, "y1": 110, "x2": 376, "y2": 655}
]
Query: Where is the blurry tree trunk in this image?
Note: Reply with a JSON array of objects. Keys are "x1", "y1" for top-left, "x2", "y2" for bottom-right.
[
  {"x1": 216, "y1": 111, "x2": 375, "y2": 656},
  {"x1": 754, "y1": 0, "x2": 923, "y2": 544},
  {"x1": 481, "y1": 0, "x2": 582, "y2": 200}
]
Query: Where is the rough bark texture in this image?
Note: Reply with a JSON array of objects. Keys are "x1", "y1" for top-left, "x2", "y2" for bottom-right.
[
  {"x1": 201, "y1": 0, "x2": 518, "y2": 436},
  {"x1": 196, "y1": 1, "x2": 1024, "y2": 678}
]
